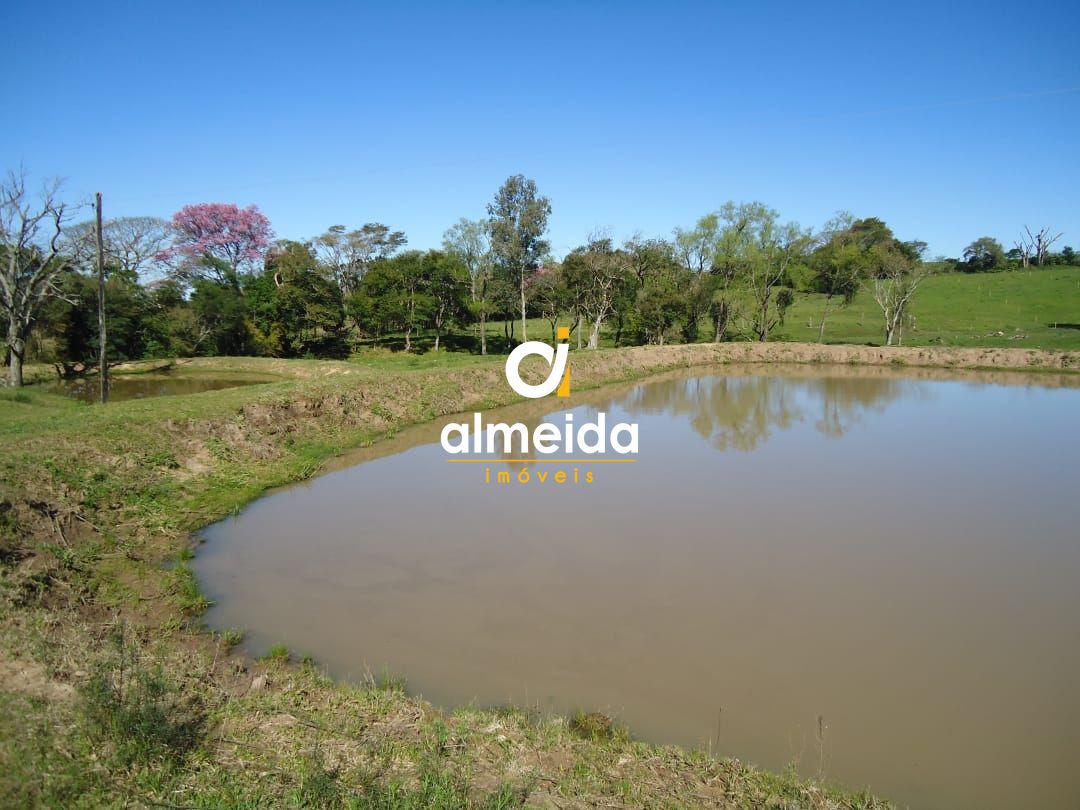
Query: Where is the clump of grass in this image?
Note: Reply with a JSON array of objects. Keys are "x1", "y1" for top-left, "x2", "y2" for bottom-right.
[
  {"x1": 143, "y1": 449, "x2": 180, "y2": 469},
  {"x1": 351, "y1": 759, "x2": 525, "y2": 809},
  {"x1": 364, "y1": 667, "x2": 407, "y2": 693},
  {"x1": 169, "y1": 562, "x2": 210, "y2": 615},
  {"x1": 0, "y1": 389, "x2": 33, "y2": 404},
  {"x1": 78, "y1": 625, "x2": 203, "y2": 768},
  {"x1": 263, "y1": 643, "x2": 290, "y2": 664},
  {"x1": 220, "y1": 628, "x2": 245, "y2": 650},
  {"x1": 287, "y1": 750, "x2": 342, "y2": 806},
  {"x1": 569, "y1": 710, "x2": 614, "y2": 741}
]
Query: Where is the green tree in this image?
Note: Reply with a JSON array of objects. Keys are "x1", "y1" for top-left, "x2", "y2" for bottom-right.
[
  {"x1": 630, "y1": 270, "x2": 684, "y2": 345},
  {"x1": 560, "y1": 237, "x2": 635, "y2": 349},
  {"x1": 426, "y1": 251, "x2": 470, "y2": 351},
  {"x1": 246, "y1": 241, "x2": 346, "y2": 357},
  {"x1": 189, "y1": 279, "x2": 253, "y2": 356},
  {"x1": 487, "y1": 175, "x2": 551, "y2": 341},
  {"x1": 529, "y1": 264, "x2": 570, "y2": 344},
  {"x1": 442, "y1": 218, "x2": 494, "y2": 354},
  {"x1": 962, "y1": 237, "x2": 1006, "y2": 272},
  {"x1": 715, "y1": 201, "x2": 806, "y2": 342},
  {"x1": 673, "y1": 215, "x2": 719, "y2": 342},
  {"x1": 42, "y1": 270, "x2": 161, "y2": 372},
  {"x1": 351, "y1": 250, "x2": 463, "y2": 352},
  {"x1": 809, "y1": 213, "x2": 865, "y2": 342}
]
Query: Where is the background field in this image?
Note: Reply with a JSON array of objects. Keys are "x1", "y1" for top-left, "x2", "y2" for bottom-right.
[
  {"x1": 370, "y1": 266, "x2": 1080, "y2": 354},
  {"x1": 779, "y1": 267, "x2": 1080, "y2": 349}
]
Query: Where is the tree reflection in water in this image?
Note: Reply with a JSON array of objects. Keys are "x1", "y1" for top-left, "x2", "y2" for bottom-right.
[{"x1": 619, "y1": 372, "x2": 904, "y2": 450}]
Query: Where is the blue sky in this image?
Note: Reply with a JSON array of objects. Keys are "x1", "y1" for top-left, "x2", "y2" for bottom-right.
[{"x1": 4, "y1": 1, "x2": 1078, "y2": 259}]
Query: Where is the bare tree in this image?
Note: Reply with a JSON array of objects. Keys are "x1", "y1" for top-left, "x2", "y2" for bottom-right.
[
  {"x1": 1, "y1": 170, "x2": 74, "y2": 386},
  {"x1": 1012, "y1": 237, "x2": 1031, "y2": 268},
  {"x1": 1023, "y1": 226, "x2": 1063, "y2": 266},
  {"x1": 561, "y1": 235, "x2": 633, "y2": 349},
  {"x1": 63, "y1": 215, "x2": 171, "y2": 280},
  {"x1": 867, "y1": 246, "x2": 927, "y2": 346}
]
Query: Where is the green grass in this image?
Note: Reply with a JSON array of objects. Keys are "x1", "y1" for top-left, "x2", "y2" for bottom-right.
[
  {"x1": 394, "y1": 267, "x2": 1080, "y2": 351},
  {"x1": 262, "y1": 643, "x2": 291, "y2": 663},
  {"x1": 778, "y1": 266, "x2": 1080, "y2": 349}
]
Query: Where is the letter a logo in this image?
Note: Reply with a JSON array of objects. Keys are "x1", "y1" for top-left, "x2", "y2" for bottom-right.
[{"x1": 504, "y1": 327, "x2": 571, "y2": 399}]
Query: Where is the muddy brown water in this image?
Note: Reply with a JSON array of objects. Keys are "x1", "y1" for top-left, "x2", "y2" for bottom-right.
[
  {"x1": 195, "y1": 365, "x2": 1080, "y2": 809},
  {"x1": 47, "y1": 374, "x2": 274, "y2": 402}
]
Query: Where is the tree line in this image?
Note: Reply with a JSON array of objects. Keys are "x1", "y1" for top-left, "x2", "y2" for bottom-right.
[{"x1": 1, "y1": 167, "x2": 1073, "y2": 386}]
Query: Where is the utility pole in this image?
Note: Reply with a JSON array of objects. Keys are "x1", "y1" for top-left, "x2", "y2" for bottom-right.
[{"x1": 95, "y1": 192, "x2": 108, "y2": 404}]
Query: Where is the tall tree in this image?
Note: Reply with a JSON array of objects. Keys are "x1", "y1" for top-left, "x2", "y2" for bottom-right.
[
  {"x1": 1022, "y1": 226, "x2": 1063, "y2": 266},
  {"x1": 673, "y1": 215, "x2": 721, "y2": 342},
  {"x1": 716, "y1": 201, "x2": 806, "y2": 342},
  {"x1": 63, "y1": 216, "x2": 171, "y2": 282},
  {"x1": 674, "y1": 214, "x2": 719, "y2": 274},
  {"x1": 157, "y1": 203, "x2": 273, "y2": 292},
  {"x1": 809, "y1": 213, "x2": 864, "y2": 342},
  {"x1": 561, "y1": 237, "x2": 634, "y2": 349},
  {"x1": 351, "y1": 250, "x2": 459, "y2": 352},
  {"x1": 529, "y1": 264, "x2": 570, "y2": 344},
  {"x1": 314, "y1": 223, "x2": 407, "y2": 296},
  {"x1": 962, "y1": 237, "x2": 1006, "y2": 272},
  {"x1": 426, "y1": 251, "x2": 469, "y2": 352},
  {"x1": 487, "y1": 175, "x2": 551, "y2": 341},
  {"x1": 867, "y1": 244, "x2": 926, "y2": 346},
  {"x1": 1, "y1": 170, "x2": 73, "y2": 386},
  {"x1": 246, "y1": 241, "x2": 346, "y2": 358},
  {"x1": 443, "y1": 218, "x2": 494, "y2": 354},
  {"x1": 625, "y1": 236, "x2": 678, "y2": 290},
  {"x1": 41, "y1": 269, "x2": 159, "y2": 373}
]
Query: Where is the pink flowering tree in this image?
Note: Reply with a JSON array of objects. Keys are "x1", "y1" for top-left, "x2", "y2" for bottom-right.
[{"x1": 157, "y1": 203, "x2": 273, "y2": 291}]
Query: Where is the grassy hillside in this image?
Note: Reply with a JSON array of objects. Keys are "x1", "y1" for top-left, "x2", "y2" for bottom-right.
[{"x1": 778, "y1": 266, "x2": 1080, "y2": 349}]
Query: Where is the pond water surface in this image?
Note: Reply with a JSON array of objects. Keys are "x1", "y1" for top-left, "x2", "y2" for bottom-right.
[
  {"x1": 48, "y1": 373, "x2": 274, "y2": 402},
  {"x1": 195, "y1": 365, "x2": 1080, "y2": 809}
]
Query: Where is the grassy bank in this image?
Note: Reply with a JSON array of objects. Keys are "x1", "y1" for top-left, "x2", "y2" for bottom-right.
[{"x1": 3, "y1": 344, "x2": 1075, "y2": 808}]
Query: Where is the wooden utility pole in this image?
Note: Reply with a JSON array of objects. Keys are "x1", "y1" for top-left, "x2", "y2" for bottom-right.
[{"x1": 95, "y1": 192, "x2": 108, "y2": 404}]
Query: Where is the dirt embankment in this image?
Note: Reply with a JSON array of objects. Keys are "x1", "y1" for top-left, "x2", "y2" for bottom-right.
[{"x1": 590, "y1": 341, "x2": 1078, "y2": 373}]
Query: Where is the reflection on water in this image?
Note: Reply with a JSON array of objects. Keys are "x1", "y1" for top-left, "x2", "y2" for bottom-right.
[
  {"x1": 47, "y1": 374, "x2": 273, "y2": 402},
  {"x1": 621, "y1": 374, "x2": 906, "y2": 449},
  {"x1": 195, "y1": 365, "x2": 1080, "y2": 810}
]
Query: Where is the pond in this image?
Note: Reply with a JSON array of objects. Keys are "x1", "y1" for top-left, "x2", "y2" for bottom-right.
[
  {"x1": 194, "y1": 364, "x2": 1080, "y2": 809},
  {"x1": 47, "y1": 372, "x2": 276, "y2": 402}
]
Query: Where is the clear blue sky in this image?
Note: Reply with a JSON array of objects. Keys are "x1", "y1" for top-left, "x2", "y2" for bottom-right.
[{"x1": 5, "y1": 1, "x2": 1078, "y2": 259}]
